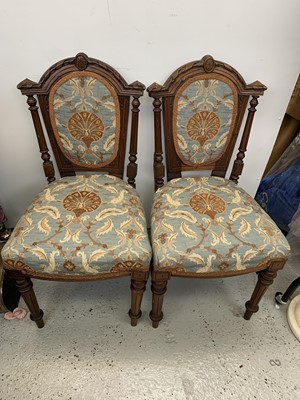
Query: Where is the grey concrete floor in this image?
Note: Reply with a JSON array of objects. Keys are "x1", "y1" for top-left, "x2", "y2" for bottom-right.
[{"x1": 1, "y1": 256, "x2": 299, "y2": 400}]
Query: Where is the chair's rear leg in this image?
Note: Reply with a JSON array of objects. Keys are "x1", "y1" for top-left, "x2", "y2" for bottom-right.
[
  {"x1": 244, "y1": 260, "x2": 286, "y2": 320},
  {"x1": 150, "y1": 271, "x2": 170, "y2": 328},
  {"x1": 15, "y1": 277, "x2": 44, "y2": 328},
  {"x1": 129, "y1": 271, "x2": 149, "y2": 327}
]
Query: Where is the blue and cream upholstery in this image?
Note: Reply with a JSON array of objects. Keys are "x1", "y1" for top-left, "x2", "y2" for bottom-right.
[
  {"x1": 151, "y1": 72, "x2": 290, "y2": 277},
  {"x1": 2, "y1": 175, "x2": 151, "y2": 278},
  {"x1": 174, "y1": 78, "x2": 237, "y2": 165},
  {"x1": 147, "y1": 55, "x2": 289, "y2": 327},
  {"x1": 49, "y1": 73, "x2": 120, "y2": 168},
  {"x1": 152, "y1": 177, "x2": 290, "y2": 275},
  {"x1": 3, "y1": 53, "x2": 150, "y2": 328}
]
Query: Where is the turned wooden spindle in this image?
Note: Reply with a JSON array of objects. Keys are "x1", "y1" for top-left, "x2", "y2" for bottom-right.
[
  {"x1": 153, "y1": 96, "x2": 165, "y2": 191},
  {"x1": 127, "y1": 95, "x2": 141, "y2": 188},
  {"x1": 26, "y1": 95, "x2": 55, "y2": 183},
  {"x1": 230, "y1": 96, "x2": 259, "y2": 184}
]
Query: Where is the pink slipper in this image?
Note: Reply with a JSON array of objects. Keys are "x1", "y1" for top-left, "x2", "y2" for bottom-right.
[
  {"x1": 3, "y1": 308, "x2": 27, "y2": 321},
  {"x1": 4, "y1": 311, "x2": 16, "y2": 320},
  {"x1": 13, "y1": 308, "x2": 27, "y2": 319}
]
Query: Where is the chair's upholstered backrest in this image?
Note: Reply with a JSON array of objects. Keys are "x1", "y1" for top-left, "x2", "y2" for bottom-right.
[
  {"x1": 173, "y1": 76, "x2": 237, "y2": 166},
  {"x1": 18, "y1": 53, "x2": 145, "y2": 187},
  {"x1": 148, "y1": 55, "x2": 267, "y2": 189},
  {"x1": 49, "y1": 72, "x2": 120, "y2": 168}
]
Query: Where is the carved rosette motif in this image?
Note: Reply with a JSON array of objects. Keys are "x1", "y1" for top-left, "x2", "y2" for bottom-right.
[
  {"x1": 75, "y1": 53, "x2": 89, "y2": 70},
  {"x1": 203, "y1": 56, "x2": 216, "y2": 73}
]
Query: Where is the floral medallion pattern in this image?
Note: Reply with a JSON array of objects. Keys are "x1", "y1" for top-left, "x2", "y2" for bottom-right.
[
  {"x1": 174, "y1": 78, "x2": 237, "y2": 165},
  {"x1": 2, "y1": 175, "x2": 152, "y2": 277},
  {"x1": 187, "y1": 111, "x2": 221, "y2": 146},
  {"x1": 49, "y1": 72, "x2": 120, "y2": 167},
  {"x1": 68, "y1": 111, "x2": 104, "y2": 148},
  {"x1": 63, "y1": 190, "x2": 101, "y2": 217},
  {"x1": 189, "y1": 193, "x2": 226, "y2": 219},
  {"x1": 151, "y1": 177, "x2": 290, "y2": 274}
]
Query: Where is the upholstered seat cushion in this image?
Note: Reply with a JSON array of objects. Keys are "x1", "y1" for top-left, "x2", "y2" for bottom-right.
[
  {"x1": 2, "y1": 175, "x2": 152, "y2": 278},
  {"x1": 151, "y1": 177, "x2": 290, "y2": 275}
]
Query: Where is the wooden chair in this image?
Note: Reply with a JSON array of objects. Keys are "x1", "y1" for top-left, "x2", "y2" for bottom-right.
[
  {"x1": 1, "y1": 53, "x2": 152, "y2": 328},
  {"x1": 148, "y1": 55, "x2": 290, "y2": 328}
]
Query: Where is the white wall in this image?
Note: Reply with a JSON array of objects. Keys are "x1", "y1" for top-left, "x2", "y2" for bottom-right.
[{"x1": 0, "y1": 0, "x2": 299, "y2": 226}]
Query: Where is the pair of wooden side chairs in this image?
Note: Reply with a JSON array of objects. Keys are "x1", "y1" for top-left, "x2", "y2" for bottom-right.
[{"x1": 1, "y1": 53, "x2": 290, "y2": 329}]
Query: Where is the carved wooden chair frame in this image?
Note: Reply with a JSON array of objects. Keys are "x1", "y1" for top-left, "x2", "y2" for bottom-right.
[
  {"x1": 3, "y1": 53, "x2": 150, "y2": 328},
  {"x1": 147, "y1": 55, "x2": 289, "y2": 328}
]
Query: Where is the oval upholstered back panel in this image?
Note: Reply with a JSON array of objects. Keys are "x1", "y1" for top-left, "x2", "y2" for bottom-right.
[
  {"x1": 49, "y1": 71, "x2": 120, "y2": 168},
  {"x1": 173, "y1": 75, "x2": 238, "y2": 166}
]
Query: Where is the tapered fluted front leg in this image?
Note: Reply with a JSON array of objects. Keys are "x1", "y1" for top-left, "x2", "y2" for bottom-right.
[
  {"x1": 244, "y1": 260, "x2": 286, "y2": 320},
  {"x1": 150, "y1": 271, "x2": 170, "y2": 328},
  {"x1": 128, "y1": 271, "x2": 149, "y2": 326},
  {"x1": 244, "y1": 269, "x2": 277, "y2": 320},
  {"x1": 15, "y1": 277, "x2": 44, "y2": 328}
]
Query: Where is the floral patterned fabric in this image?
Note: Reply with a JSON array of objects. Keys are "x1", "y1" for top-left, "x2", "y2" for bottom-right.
[
  {"x1": 174, "y1": 78, "x2": 237, "y2": 165},
  {"x1": 2, "y1": 175, "x2": 152, "y2": 277},
  {"x1": 151, "y1": 177, "x2": 290, "y2": 274},
  {"x1": 49, "y1": 72, "x2": 120, "y2": 168}
]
